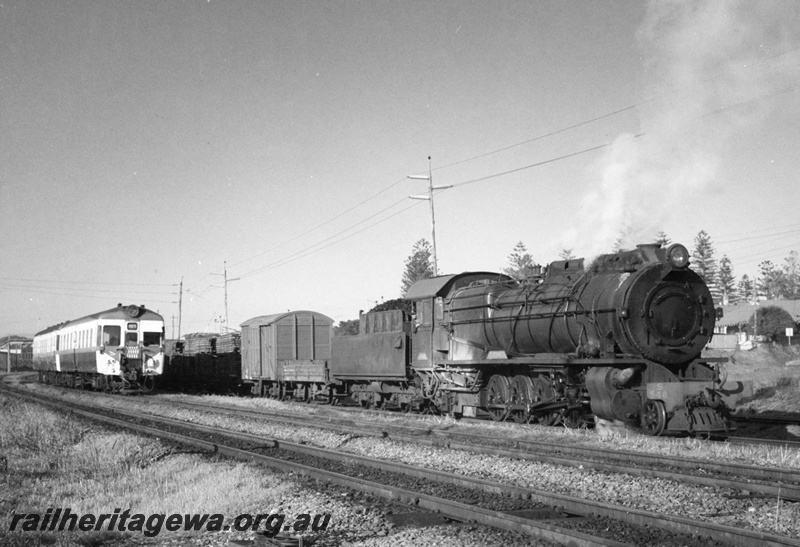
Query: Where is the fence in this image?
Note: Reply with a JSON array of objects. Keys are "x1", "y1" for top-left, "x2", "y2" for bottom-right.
[{"x1": 706, "y1": 334, "x2": 739, "y2": 351}]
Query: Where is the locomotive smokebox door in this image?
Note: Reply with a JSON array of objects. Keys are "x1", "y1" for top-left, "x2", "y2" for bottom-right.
[{"x1": 619, "y1": 267, "x2": 716, "y2": 365}]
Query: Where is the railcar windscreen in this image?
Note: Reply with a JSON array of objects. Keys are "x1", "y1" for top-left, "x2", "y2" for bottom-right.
[{"x1": 103, "y1": 326, "x2": 120, "y2": 346}]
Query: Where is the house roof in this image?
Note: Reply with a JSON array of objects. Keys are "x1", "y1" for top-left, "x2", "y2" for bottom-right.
[{"x1": 717, "y1": 299, "x2": 800, "y2": 327}]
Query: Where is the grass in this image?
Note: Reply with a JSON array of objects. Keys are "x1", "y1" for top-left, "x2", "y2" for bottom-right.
[
  {"x1": 714, "y1": 345, "x2": 800, "y2": 414},
  {"x1": 0, "y1": 394, "x2": 328, "y2": 546}
]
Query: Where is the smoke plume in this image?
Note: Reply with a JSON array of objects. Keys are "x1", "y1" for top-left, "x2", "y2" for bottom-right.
[{"x1": 562, "y1": 0, "x2": 799, "y2": 263}]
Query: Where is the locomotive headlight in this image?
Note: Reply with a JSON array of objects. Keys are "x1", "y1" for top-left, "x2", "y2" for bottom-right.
[{"x1": 666, "y1": 244, "x2": 690, "y2": 269}]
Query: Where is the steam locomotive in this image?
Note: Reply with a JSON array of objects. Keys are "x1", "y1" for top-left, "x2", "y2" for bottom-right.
[
  {"x1": 330, "y1": 243, "x2": 737, "y2": 435},
  {"x1": 32, "y1": 304, "x2": 165, "y2": 393}
]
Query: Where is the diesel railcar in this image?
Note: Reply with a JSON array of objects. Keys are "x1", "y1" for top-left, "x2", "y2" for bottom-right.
[{"x1": 33, "y1": 304, "x2": 165, "y2": 392}]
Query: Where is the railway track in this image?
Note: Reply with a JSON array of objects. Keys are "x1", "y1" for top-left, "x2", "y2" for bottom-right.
[
  {"x1": 2, "y1": 381, "x2": 799, "y2": 546},
  {"x1": 734, "y1": 413, "x2": 800, "y2": 428},
  {"x1": 163, "y1": 398, "x2": 800, "y2": 502}
]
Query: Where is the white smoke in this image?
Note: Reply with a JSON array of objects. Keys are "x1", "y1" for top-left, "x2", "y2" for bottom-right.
[{"x1": 561, "y1": 0, "x2": 799, "y2": 263}]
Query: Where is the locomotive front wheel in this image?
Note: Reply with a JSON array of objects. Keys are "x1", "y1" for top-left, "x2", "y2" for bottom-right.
[
  {"x1": 641, "y1": 400, "x2": 667, "y2": 436},
  {"x1": 486, "y1": 375, "x2": 510, "y2": 422}
]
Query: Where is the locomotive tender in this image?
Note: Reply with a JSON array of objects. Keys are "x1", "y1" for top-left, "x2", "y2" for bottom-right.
[{"x1": 32, "y1": 304, "x2": 165, "y2": 392}]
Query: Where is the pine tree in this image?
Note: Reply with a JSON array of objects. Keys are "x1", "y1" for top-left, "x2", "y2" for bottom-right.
[
  {"x1": 503, "y1": 242, "x2": 540, "y2": 280},
  {"x1": 401, "y1": 239, "x2": 434, "y2": 295},
  {"x1": 738, "y1": 274, "x2": 754, "y2": 302},
  {"x1": 559, "y1": 248, "x2": 575, "y2": 260},
  {"x1": 654, "y1": 232, "x2": 671, "y2": 248},
  {"x1": 692, "y1": 230, "x2": 720, "y2": 303},
  {"x1": 781, "y1": 250, "x2": 800, "y2": 299},
  {"x1": 757, "y1": 260, "x2": 785, "y2": 299},
  {"x1": 717, "y1": 255, "x2": 737, "y2": 305}
]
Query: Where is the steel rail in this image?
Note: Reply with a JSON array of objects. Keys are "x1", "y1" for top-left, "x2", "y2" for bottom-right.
[
  {"x1": 168, "y1": 398, "x2": 800, "y2": 497},
  {"x1": 0, "y1": 383, "x2": 628, "y2": 547},
  {"x1": 5, "y1": 385, "x2": 798, "y2": 547}
]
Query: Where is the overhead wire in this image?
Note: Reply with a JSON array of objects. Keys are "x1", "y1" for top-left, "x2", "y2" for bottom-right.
[
  {"x1": 0, "y1": 284, "x2": 176, "y2": 303},
  {"x1": 227, "y1": 65, "x2": 800, "y2": 282},
  {"x1": 0, "y1": 276, "x2": 172, "y2": 287},
  {"x1": 238, "y1": 198, "x2": 426, "y2": 280}
]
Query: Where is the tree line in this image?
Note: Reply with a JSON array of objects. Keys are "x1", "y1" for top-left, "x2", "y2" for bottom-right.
[
  {"x1": 686, "y1": 230, "x2": 799, "y2": 304},
  {"x1": 399, "y1": 233, "x2": 799, "y2": 306},
  {"x1": 333, "y1": 235, "x2": 797, "y2": 338}
]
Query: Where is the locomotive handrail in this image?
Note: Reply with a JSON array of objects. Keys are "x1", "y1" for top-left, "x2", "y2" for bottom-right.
[
  {"x1": 447, "y1": 307, "x2": 619, "y2": 326},
  {"x1": 448, "y1": 294, "x2": 577, "y2": 313}
]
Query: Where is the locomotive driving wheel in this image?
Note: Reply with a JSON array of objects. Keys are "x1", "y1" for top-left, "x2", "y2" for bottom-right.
[
  {"x1": 529, "y1": 377, "x2": 559, "y2": 425},
  {"x1": 486, "y1": 375, "x2": 510, "y2": 422},
  {"x1": 640, "y1": 400, "x2": 667, "y2": 436},
  {"x1": 509, "y1": 375, "x2": 534, "y2": 423}
]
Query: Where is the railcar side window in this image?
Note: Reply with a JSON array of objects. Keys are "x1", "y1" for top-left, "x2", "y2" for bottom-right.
[
  {"x1": 143, "y1": 332, "x2": 160, "y2": 346},
  {"x1": 103, "y1": 326, "x2": 121, "y2": 346}
]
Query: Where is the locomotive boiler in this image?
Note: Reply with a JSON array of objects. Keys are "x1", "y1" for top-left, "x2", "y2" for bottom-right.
[{"x1": 403, "y1": 243, "x2": 735, "y2": 435}]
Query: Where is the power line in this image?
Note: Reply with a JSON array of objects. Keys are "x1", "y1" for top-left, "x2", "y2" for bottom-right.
[
  {"x1": 0, "y1": 276, "x2": 172, "y2": 287},
  {"x1": 240, "y1": 200, "x2": 421, "y2": 278},
  {"x1": 0, "y1": 281, "x2": 174, "y2": 295},
  {"x1": 208, "y1": 47, "x2": 800, "y2": 285},
  {"x1": 432, "y1": 104, "x2": 646, "y2": 173},
  {"x1": 716, "y1": 223, "x2": 800, "y2": 244},
  {"x1": 224, "y1": 176, "x2": 410, "y2": 273},
  {"x1": 448, "y1": 138, "x2": 635, "y2": 189},
  {"x1": 0, "y1": 284, "x2": 176, "y2": 303}
]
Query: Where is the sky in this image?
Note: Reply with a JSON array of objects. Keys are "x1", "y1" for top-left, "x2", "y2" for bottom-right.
[{"x1": 1, "y1": 0, "x2": 799, "y2": 338}]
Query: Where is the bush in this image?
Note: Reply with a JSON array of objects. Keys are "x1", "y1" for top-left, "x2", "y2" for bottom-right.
[{"x1": 745, "y1": 306, "x2": 796, "y2": 343}]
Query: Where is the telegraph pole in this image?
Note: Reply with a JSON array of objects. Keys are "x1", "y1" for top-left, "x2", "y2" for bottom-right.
[
  {"x1": 177, "y1": 278, "x2": 183, "y2": 339},
  {"x1": 408, "y1": 156, "x2": 451, "y2": 276},
  {"x1": 212, "y1": 262, "x2": 240, "y2": 332}
]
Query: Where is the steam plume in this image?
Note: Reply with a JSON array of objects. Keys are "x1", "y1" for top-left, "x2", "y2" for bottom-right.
[{"x1": 562, "y1": 0, "x2": 799, "y2": 263}]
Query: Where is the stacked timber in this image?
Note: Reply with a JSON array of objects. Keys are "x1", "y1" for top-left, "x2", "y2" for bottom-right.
[
  {"x1": 216, "y1": 332, "x2": 241, "y2": 354},
  {"x1": 183, "y1": 333, "x2": 216, "y2": 355}
]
